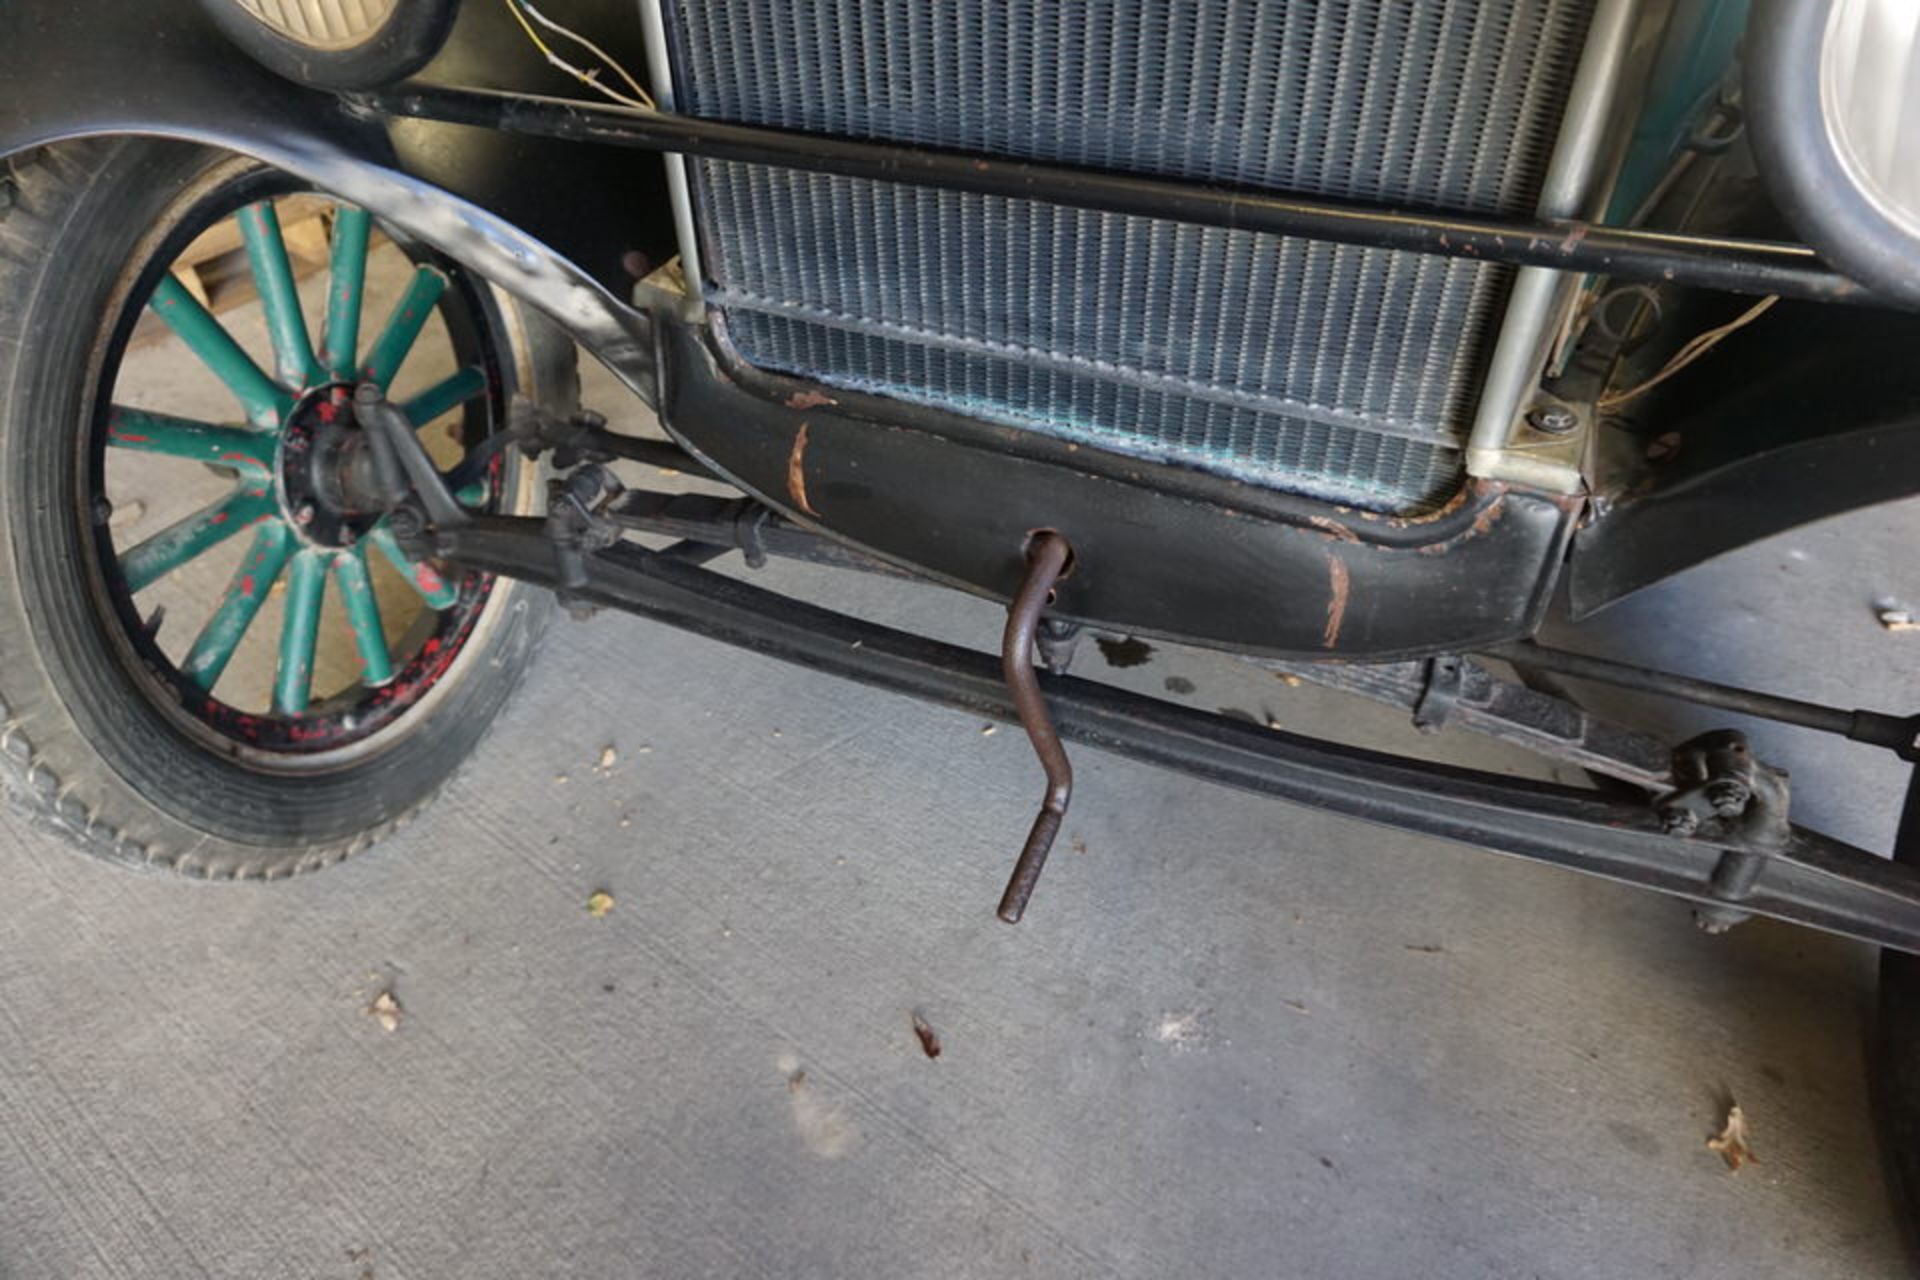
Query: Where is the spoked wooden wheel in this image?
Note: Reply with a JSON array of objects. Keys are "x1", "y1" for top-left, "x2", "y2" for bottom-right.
[
  {"x1": 0, "y1": 140, "x2": 567, "y2": 876},
  {"x1": 102, "y1": 183, "x2": 504, "y2": 755}
]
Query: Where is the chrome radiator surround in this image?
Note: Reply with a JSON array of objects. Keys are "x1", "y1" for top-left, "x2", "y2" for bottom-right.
[{"x1": 657, "y1": 0, "x2": 1599, "y2": 512}]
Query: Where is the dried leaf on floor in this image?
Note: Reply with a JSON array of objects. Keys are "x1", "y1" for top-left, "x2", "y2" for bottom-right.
[
  {"x1": 1707, "y1": 1104, "x2": 1757, "y2": 1172},
  {"x1": 587, "y1": 890, "x2": 615, "y2": 918},
  {"x1": 368, "y1": 991, "x2": 401, "y2": 1033},
  {"x1": 911, "y1": 1011, "x2": 942, "y2": 1059}
]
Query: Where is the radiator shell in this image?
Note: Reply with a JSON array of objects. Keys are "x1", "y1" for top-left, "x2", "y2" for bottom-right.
[{"x1": 664, "y1": 0, "x2": 1596, "y2": 512}]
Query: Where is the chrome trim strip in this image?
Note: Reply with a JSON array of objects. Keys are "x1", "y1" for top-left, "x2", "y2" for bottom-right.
[
  {"x1": 1466, "y1": 0, "x2": 1642, "y2": 488},
  {"x1": 636, "y1": 0, "x2": 707, "y2": 318}
]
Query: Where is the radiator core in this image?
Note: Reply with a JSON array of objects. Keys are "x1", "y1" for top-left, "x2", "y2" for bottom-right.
[{"x1": 661, "y1": 0, "x2": 1597, "y2": 512}]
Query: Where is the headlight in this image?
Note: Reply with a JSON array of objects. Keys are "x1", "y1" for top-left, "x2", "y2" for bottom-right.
[{"x1": 1751, "y1": 0, "x2": 1920, "y2": 306}]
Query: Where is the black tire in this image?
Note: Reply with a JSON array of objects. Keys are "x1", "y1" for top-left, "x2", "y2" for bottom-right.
[
  {"x1": 1879, "y1": 771, "x2": 1920, "y2": 1243},
  {"x1": 196, "y1": 0, "x2": 459, "y2": 91},
  {"x1": 0, "y1": 138, "x2": 565, "y2": 878}
]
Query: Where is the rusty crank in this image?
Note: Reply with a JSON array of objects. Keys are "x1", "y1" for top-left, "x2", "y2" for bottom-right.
[{"x1": 997, "y1": 531, "x2": 1076, "y2": 923}]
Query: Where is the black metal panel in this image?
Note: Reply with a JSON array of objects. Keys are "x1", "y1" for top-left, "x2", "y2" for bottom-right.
[
  {"x1": 652, "y1": 315, "x2": 1577, "y2": 660},
  {"x1": 1572, "y1": 301, "x2": 1920, "y2": 614}
]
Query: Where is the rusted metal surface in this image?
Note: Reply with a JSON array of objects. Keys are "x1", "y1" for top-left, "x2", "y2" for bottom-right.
[
  {"x1": 786, "y1": 423, "x2": 819, "y2": 517},
  {"x1": 1321, "y1": 555, "x2": 1350, "y2": 649},
  {"x1": 996, "y1": 531, "x2": 1075, "y2": 924}
]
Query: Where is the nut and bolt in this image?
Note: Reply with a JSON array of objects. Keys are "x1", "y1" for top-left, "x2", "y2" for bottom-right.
[
  {"x1": 1705, "y1": 780, "x2": 1751, "y2": 818},
  {"x1": 1660, "y1": 807, "x2": 1700, "y2": 838},
  {"x1": 1526, "y1": 405, "x2": 1580, "y2": 435}
]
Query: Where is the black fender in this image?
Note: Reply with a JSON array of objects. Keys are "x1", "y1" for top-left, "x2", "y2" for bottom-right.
[{"x1": 0, "y1": 0, "x2": 674, "y2": 397}]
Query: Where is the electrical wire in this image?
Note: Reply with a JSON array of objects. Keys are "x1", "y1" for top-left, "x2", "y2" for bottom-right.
[
  {"x1": 500, "y1": 0, "x2": 654, "y2": 111},
  {"x1": 1596, "y1": 295, "x2": 1778, "y2": 412}
]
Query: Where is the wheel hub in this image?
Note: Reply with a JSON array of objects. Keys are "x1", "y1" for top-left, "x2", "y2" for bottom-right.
[{"x1": 275, "y1": 386, "x2": 385, "y2": 550}]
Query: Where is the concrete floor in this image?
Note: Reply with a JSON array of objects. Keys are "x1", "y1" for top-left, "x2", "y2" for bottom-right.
[{"x1": 5, "y1": 321, "x2": 1920, "y2": 1275}]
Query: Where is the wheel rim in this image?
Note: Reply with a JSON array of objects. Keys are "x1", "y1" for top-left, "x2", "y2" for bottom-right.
[{"x1": 91, "y1": 178, "x2": 516, "y2": 761}]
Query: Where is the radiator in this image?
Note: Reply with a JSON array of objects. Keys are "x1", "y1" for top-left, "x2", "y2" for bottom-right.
[{"x1": 659, "y1": 0, "x2": 1598, "y2": 512}]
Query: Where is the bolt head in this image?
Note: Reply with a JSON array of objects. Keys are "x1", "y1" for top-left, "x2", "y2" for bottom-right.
[
  {"x1": 1527, "y1": 405, "x2": 1579, "y2": 435},
  {"x1": 1705, "y1": 780, "x2": 1750, "y2": 818},
  {"x1": 1660, "y1": 807, "x2": 1700, "y2": 837}
]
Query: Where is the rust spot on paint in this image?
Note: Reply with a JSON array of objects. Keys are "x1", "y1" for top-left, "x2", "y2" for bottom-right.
[
  {"x1": 787, "y1": 423, "x2": 820, "y2": 517},
  {"x1": 1322, "y1": 554, "x2": 1350, "y2": 649},
  {"x1": 1308, "y1": 514, "x2": 1360, "y2": 544},
  {"x1": 1559, "y1": 224, "x2": 1589, "y2": 255},
  {"x1": 784, "y1": 389, "x2": 836, "y2": 410}
]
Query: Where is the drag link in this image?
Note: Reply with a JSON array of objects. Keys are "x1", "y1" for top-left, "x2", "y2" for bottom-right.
[{"x1": 997, "y1": 531, "x2": 1075, "y2": 924}]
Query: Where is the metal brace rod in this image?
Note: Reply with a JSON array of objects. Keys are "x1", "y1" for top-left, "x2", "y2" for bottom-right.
[
  {"x1": 366, "y1": 84, "x2": 1882, "y2": 307},
  {"x1": 1488, "y1": 641, "x2": 1920, "y2": 761},
  {"x1": 432, "y1": 515, "x2": 1920, "y2": 952}
]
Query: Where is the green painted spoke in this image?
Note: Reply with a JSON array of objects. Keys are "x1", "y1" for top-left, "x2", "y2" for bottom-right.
[
  {"x1": 148, "y1": 274, "x2": 292, "y2": 429},
  {"x1": 179, "y1": 521, "x2": 295, "y2": 693},
  {"x1": 273, "y1": 549, "x2": 328, "y2": 716},
  {"x1": 322, "y1": 206, "x2": 372, "y2": 383},
  {"x1": 401, "y1": 365, "x2": 486, "y2": 427},
  {"x1": 331, "y1": 545, "x2": 394, "y2": 687},
  {"x1": 119, "y1": 485, "x2": 277, "y2": 594},
  {"x1": 236, "y1": 202, "x2": 322, "y2": 390},
  {"x1": 361, "y1": 265, "x2": 448, "y2": 392},
  {"x1": 369, "y1": 521, "x2": 459, "y2": 609},
  {"x1": 106, "y1": 405, "x2": 275, "y2": 478}
]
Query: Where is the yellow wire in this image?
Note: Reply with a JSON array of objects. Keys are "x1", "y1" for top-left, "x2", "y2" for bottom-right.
[
  {"x1": 500, "y1": 0, "x2": 653, "y2": 110},
  {"x1": 1597, "y1": 295, "x2": 1779, "y2": 412},
  {"x1": 519, "y1": 0, "x2": 654, "y2": 107},
  {"x1": 501, "y1": 0, "x2": 555, "y2": 60}
]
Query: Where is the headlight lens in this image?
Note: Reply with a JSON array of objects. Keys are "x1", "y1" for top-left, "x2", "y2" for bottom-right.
[
  {"x1": 231, "y1": 0, "x2": 399, "y2": 50},
  {"x1": 1821, "y1": 0, "x2": 1920, "y2": 239}
]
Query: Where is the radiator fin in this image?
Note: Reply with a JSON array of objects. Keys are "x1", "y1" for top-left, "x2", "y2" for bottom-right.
[{"x1": 665, "y1": 0, "x2": 1595, "y2": 511}]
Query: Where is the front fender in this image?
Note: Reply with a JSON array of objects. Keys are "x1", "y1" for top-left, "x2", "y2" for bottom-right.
[{"x1": 0, "y1": 0, "x2": 668, "y2": 398}]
